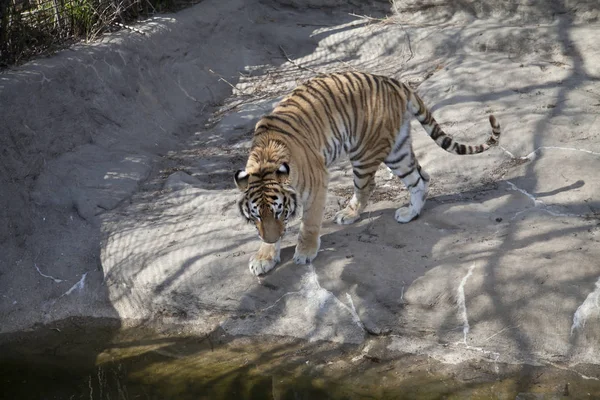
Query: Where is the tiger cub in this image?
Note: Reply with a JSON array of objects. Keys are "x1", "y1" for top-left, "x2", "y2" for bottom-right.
[{"x1": 234, "y1": 72, "x2": 501, "y2": 275}]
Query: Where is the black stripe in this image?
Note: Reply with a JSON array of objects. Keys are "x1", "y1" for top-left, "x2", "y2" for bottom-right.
[
  {"x1": 419, "y1": 102, "x2": 430, "y2": 123},
  {"x1": 386, "y1": 152, "x2": 408, "y2": 166},
  {"x1": 276, "y1": 111, "x2": 311, "y2": 134},
  {"x1": 406, "y1": 176, "x2": 422, "y2": 189},
  {"x1": 283, "y1": 99, "x2": 322, "y2": 135},
  {"x1": 324, "y1": 78, "x2": 353, "y2": 139},
  {"x1": 352, "y1": 142, "x2": 390, "y2": 165},
  {"x1": 261, "y1": 124, "x2": 289, "y2": 136},
  {"x1": 354, "y1": 179, "x2": 370, "y2": 190},
  {"x1": 350, "y1": 73, "x2": 370, "y2": 139},
  {"x1": 374, "y1": 75, "x2": 381, "y2": 98},
  {"x1": 294, "y1": 92, "x2": 327, "y2": 131},
  {"x1": 238, "y1": 200, "x2": 249, "y2": 220},
  {"x1": 441, "y1": 136, "x2": 452, "y2": 150},
  {"x1": 332, "y1": 140, "x2": 339, "y2": 160},
  {"x1": 254, "y1": 125, "x2": 269, "y2": 136},
  {"x1": 347, "y1": 73, "x2": 358, "y2": 91},
  {"x1": 263, "y1": 115, "x2": 300, "y2": 134},
  {"x1": 353, "y1": 169, "x2": 370, "y2": 179},
  {"x1": 398, "y1": 167, "x2": 415, "y2": 179},
  {"x1": 383, "y1": 80, "x2": 397, "y2": 128},
  {"x1": 349, "y1": 71, "x2": 363, "y2": 85},
  {"x1": 351, "y1": 138, "x2": 372, "y2": 161},
  {"x1": 323, "y1": 138, "x2": 333, "y2": 159},
  {"x1": 349, "y1": 139, "x2": 362, "y2": 155},
  {"x1": 364, "y1": 73, "x2": 374, "y2": 93},
  {"x1": 430, "y1": 124, "x2": 443, "y2": 140},
  {"x1": 304, "y1": 82, "x2": 344, "y2": 143},
  {"x1": 423, "y1": 109, "x2": 432, "y2": 124},
  {"x1": 355, "y1": 75, "x2": 369, "y2": 133},
  {"x1": 414, "y1": 96, "x2": 423, "y2": 116},
  {"x1": 259, "y1": 124, "x2": 324, "y2": 163},
  {"x1": 349, "y1": 85, "x2": 359, "y2": 132},
  {"x1": 369, "y1": 117, "x2": 385, "y2": 141},
  {"x1": 393, "y1": 134, "x2": 409, "y2": 154},
  {"x1": 314, "y1": 79, "x2": 351, "y2": 140},
  {"x1": 329, "y1": 75, "x2": 354, "y2": 135},
  {"x1": 355, "y1": 159, "x2": 382, "y2": 171}
]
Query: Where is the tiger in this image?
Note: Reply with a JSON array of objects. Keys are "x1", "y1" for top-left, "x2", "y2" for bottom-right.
[{"x1": 234, "y1": 71, "x2": 501, "y2": 276}]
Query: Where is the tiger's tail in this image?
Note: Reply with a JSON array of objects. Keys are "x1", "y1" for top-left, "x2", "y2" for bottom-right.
[{"x1": 407, "y1": 88, "x2": 501, "y2": 155}]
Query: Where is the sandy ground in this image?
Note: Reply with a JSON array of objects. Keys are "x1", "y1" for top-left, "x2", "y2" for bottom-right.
[{"x1": 2, "y1": 0, "x2": 600, "y2": 392}]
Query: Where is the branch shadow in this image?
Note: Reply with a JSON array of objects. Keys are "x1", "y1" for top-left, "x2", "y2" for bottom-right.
[
  {"x1": 103, "y1": 1, "x2": 600, "y2": 396},
  {"x1": 5, "y1": 0, "x2": 598, "y2": 397}
]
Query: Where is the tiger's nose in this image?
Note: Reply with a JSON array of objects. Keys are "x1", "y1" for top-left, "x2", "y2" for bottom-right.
[
  {"x1": 262, "y1": 229, "x2": 281, "y2": 244},
  {"x1": 259, "y1": 219, "x2": 284, "y2": 243},
  {"x1": 262, "y1": 236, "x2": 280, "y2": 244}
]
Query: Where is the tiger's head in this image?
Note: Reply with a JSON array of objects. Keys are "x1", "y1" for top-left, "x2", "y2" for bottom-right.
[{"x1": 234, "y1": 162, "x2": 297, "y2": 244}]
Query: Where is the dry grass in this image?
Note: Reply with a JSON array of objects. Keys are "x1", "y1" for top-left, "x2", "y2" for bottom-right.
[{"x1": 0, "y1": 0, "x2": 202, "y2": 68}]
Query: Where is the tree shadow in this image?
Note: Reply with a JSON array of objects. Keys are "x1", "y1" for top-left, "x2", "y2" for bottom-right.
[
  {"x1": 106, "y1": 2, "x2": 600, "y2": 396},
  {"x1": 5, "y1": 0, "x2": 599, "y2": 397}
]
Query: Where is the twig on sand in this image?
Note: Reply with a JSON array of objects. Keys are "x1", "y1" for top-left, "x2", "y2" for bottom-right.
[
  {"x1": 208, "y1": 69, "x2": 238, "y2": 91},
  {"x1": 278, "y1": 45, "x2": 320, "y2": 75},
  {"x1": 348, "y1": 12, "x2": 385, "y2": 22}
]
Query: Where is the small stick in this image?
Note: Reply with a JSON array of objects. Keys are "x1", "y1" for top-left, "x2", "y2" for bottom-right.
[
  {"x1": 278, "y1": 45, "x2": 320, "y2": 75},
  {"x1": 348, "y1": 12, "x2": 384, "y2": 22},
  {"x1": 208, "y1": 69, "x2": 238, "y2": 91}
]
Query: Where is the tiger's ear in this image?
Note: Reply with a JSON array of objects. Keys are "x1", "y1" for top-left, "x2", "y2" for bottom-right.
[
  {"x1": 234, "y1": 170, "x2": 249, "y2": 191},
  {"x1": 276, "y1": 163, "x2": 290, "y2": 176}
]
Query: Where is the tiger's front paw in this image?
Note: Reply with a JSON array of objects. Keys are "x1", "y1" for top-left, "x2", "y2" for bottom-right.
[
  {"x1": 249, "y1": 256, "x2": 279, "y2": 276},
  {"x1": 249, "y1": 242, "x2": 281, "y2": 276},
  {"x1": 334, "y1": 207, "x2": 361, "y2": 225},
  {"x1": 293, "y1": 237, "x2": 320, "y2": 264}
]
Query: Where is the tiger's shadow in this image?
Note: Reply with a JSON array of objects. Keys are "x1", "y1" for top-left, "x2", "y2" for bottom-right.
[{"x1": 269, "y1": 178, "x2": 591, "y2": 335}]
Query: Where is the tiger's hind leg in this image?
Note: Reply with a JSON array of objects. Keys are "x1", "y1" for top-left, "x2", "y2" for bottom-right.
[
  {"x1": 386, "y1": 154, "x2": 430, "y2": 223},
  {"x1": 334, "y1": 162, "x2": 379, "y2": 225},
  {"x1": 384, "y1": 117, "x2": 430, "y2": 223}
]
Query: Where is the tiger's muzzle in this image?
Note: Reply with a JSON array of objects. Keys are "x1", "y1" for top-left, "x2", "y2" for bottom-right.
[{"x1": 257, "y1": 215, "x2": 285, "y2": 244}]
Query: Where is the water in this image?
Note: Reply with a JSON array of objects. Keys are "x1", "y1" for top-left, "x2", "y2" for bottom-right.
[{"x1": 1, "y1": 318, "x2": 599, "y2": 399}]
